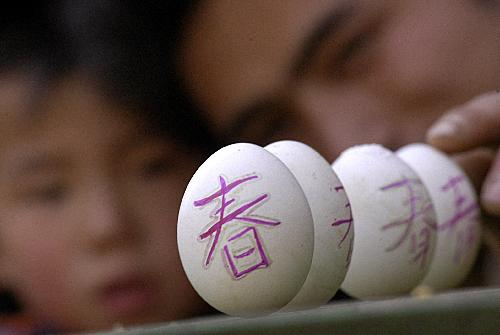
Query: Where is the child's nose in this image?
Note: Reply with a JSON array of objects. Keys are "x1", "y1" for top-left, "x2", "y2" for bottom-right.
[{"x1": 80, "y1": 183, "x2": 138, "y2": 251}]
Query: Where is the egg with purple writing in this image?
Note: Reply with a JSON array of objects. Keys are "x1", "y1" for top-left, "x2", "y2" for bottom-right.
[
  {"x1": 397, "y1": 143, "x2": 481, "y2": 290},
  {"x1": 265, "y1": 140, "x2": 353, "y2": 310},
  {"x1": 177, "y1": 143, "x2": 314, "y2": 316},
  {"x1": 332, "y1": 144, "x2": 437, "y2": 298}
]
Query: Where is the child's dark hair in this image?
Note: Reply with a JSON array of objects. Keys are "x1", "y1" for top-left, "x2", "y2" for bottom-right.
[{"x1": 0, "y1": 0, "x2": 217, "y2": 154}]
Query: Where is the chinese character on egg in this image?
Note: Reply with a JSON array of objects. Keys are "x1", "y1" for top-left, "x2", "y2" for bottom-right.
[
  {"x1": 439, "y1": 175, "x2": 479, "y2": 263},
  {"x1": 193, "y1": 174, "x2": 280, "y2": 279},
  {"x1": 332, "y1": 186, "x2": 354, "y2": 267},
  {"x1": 380, "y1": 176, "x2": 436, "y2": 267},
  {"x1": 223, "y1": 226, "x2": 269, "y2": 279}
]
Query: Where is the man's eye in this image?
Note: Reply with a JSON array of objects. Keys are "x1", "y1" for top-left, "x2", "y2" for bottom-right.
[
  {"x1": 331, "y1": 27, "x2": 378, "y2": 79},
  {"x1": 342, "y1": 33, "x2": 367, "y2": 60}
]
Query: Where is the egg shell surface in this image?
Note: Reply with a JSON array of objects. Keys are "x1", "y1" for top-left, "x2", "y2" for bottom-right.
[
  {"x1": 265, "y1": 140, "x2": 353, "y2": 310},
  {"x1": 332, "y1": 144, "x2": 437, "y2": 298},
  {"x1": 177, "y1": 143, "x2": 314, "y2": 316},
  {"x1": 397, "y1": 143, "x2": 481, "y2": 290}
]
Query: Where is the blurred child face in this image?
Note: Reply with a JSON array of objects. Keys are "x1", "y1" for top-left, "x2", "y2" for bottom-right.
[
  {"x1": 0, "y1": 72, "x2": 207, "y2": 331},
  {"x1": 179, "y1": 0, "x2": 500, "y2": 159}
]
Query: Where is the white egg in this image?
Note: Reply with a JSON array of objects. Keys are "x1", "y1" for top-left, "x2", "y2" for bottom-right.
[
  {"x1": 177, "y1": 143, "x2": 314, "y2": 316},
  {"x1": 397, "y1": 143, "x2": 481, "y2": 290},
  {"x1": 265, "y1": 140, "x2": 353, "y2": 310},
  {"x1": 332, "y1": 144, "x2": 437, "y2": 298}
]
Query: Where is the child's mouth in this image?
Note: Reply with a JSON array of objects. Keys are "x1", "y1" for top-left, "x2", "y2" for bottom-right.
[{"x1": 99, "y1": 274, "x2": 157, "y2": 319}]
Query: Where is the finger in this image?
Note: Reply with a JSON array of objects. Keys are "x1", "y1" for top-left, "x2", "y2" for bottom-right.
[
  {"x1": 452, "y1": 147, "x2": 495, "y2": 193},
  {"x1": 427, "y1": 91, "x2": 500, "y2": 153},
  {"x1": 481, "y1": 151, "x2": 500, "y2": 217}
]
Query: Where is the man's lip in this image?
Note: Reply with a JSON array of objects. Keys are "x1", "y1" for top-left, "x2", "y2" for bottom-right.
[{"x1": 99, "y1": 274, "x2": 157, "y2": 319}]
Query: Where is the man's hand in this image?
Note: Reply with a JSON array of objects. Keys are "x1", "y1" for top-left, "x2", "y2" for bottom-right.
[{"x1": 427, "y1": 91, "x2": 500, "y2": 216}]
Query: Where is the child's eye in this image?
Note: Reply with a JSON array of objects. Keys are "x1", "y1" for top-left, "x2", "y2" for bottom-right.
[
  {"x1": 139, "y1": 157, "x2": 172, "y2": 179},
  {"x1": 225, "y1": 99, "x2": 291, "y2": 146},
  {"x1": 23, "y1": 184, "x2": 69, "y2": 205}
]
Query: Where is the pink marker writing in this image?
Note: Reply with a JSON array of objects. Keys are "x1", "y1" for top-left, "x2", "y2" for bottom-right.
[
  {"x1": 380, "y1": 176, "x2": 436, "y2": 267},
  {"x1": 194, "y1": 174, "x2": 280, "y2": 278},
  {"x1": 332, "y1": 185, "x2": 354, "y2": 267},
  {"x1": 439, "y1": 175, "x2": 479, "y2": 263}
]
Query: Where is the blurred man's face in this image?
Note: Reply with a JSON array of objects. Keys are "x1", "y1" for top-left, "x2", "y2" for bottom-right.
[{"x1": 179, "y1": 0, "x2": 500, "y2": 160}]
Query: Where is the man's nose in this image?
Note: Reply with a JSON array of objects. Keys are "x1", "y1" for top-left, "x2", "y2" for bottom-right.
[{"x1": 80, "y1": 182, "x2": 139, "y2": 251}]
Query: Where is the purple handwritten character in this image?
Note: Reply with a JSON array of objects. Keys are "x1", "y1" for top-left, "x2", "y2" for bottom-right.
[
  {"x1": 439, "y1": 175, "x2": 479, "y2": 263},
  {"x1": 439, "y1": 175, "x2": 479, "y2": 232},
  {"x1": 193, "y1": 174, "x2": 280, "y2": 278},
  {"x1": 453, "y1": 221, "x2": 478, "y2": 263},
  {"x1": 332, "y1": 186, "x2": 354, "y2": 267},
  {"x1": 380, "y1": 176, "x2": 436, "y2": 267},
  {"x1": 223, "y1": 226, "x2": 269, "y2": 279},
  {"x1": 409, "y1": 226, "x2": 433, "y2": 268}
]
